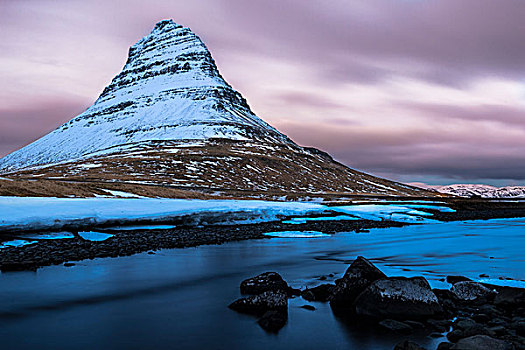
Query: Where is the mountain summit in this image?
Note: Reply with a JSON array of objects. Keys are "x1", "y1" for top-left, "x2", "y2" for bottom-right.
[
  {"x1": 0, "y1": 20, "x2": 290, "y2": 171},
  {"x1": 0, "y1": 20, "x2": 432, "y2": 199}
]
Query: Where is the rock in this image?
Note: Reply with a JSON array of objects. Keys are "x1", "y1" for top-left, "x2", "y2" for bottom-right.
[
  {"x1": 240, "y1": 272, "x2": 289, "y2": 295},
  {"x1": 300, "y1": 305, "x2": 316, "y2": 311},
  {"x1": 450, "y1": 335, "x2": 513, "y2": 350},
  {"x1": 447, "y1": 276, "x2": 473, "y2": 284},
  {"x1": 453, "y1": 317, "x2": 491, "y2": 338},
  {"x1": 63, "y1": 262, "x2": 75, "y2": 267},
  {"x1": 493, "y1": 286, "x2": 525, "y2": 310},
  {"x1": 301, "y1": 284, "x2": 335, "y2": 302},
  {"x1": 379, "y1": 319, "x2": 413, "y2": 334},
  {"x1": 427, "y1": 319, "x2": 451, "y2": 332},
  {"x1": 514, "y1": 320, "x2": 525, "y2": 336},
  {"x1": 229, "y1": 291, "x2": 287, "y2": 316},
  {"x1": 472, "y1": 313, "x2": 491, "y2": 323},
  {"x1": 0, "y1": 261, "x2": 38, "y2": 271},
  {"x1": 489, "y1": 326, "x2": 508, "y2": 336},
  {"x1": 404, "y1": 320, "x2": 426, "y2": 329},
  {"x1": 329, "y1": 256, "x2": 386, "y2": 311},
  {"x1": 393, "y1": 340, "x2": 426, "y2": 350},
  {"x1": 354, "y1": 277, "x2": 443, "y2": 320},
  {"x1": 437, "y1": 342, "x2": 453, "y2": 350},
  {"x1": 257, "y1": 310, "x2": 287, "y2": 333},
  {"x1": 479, "y1": 274, "x2": 489, "y2": 278},
  {"x1": 447, "y1": 329, "x2": 465, "y2": 342},
  {"x1": 451, "y1": 281, "x2": 496, "y2": 303}
]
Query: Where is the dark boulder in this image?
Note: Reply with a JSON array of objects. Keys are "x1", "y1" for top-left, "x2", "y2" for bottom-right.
[
  {"x1": 447, "y1": 276, "x2": 472, "y2": 284},
  {"x1": 451, "y1": 317, "x2": 491, "y2": 339},
  {"x1": 436, "y1": 342, "x2": 453, "y2": 350},
  {"x1": 379, "y1": 319, "x2": 413, "y2": 334},
  {"x1": 240, "y1": 272, "x2": 289, "y2": 295},
  {"x1": 300, "y1": 304, "x2": 316, "y2": 311},
  {"x1": 301, "y1": 284, "x2": 335, "y2": 302},
  {"x1": 493, "y1": 286, "x2": 525, "y2": 310},
  {"x1": 427, "y1": 318, "x2": 451, "y2": 332},
  {"x1": 229, "y1": 291, "x2": 287, "y2": 316},
  {"x1": 451, "y1": 281, "x2": 496, "y2": 304},
  {"x1": 257, "y1": 310, "x2": 287, "y2": 333},
  {"x1": 450, "y1": 335, "x2": 513, "y2": 350},
  {"x1": 354, "y1": 277, "x2": 443, "y2": 320},
  {"x1": 329, "y1": 256, "x2": 386, "y2": 311},
  {"x1": 0, "y1": 261, "x2": 38, "y2": 272},
  {"x1": 393, "y1": 340, "x2": 427, "y2": 350}
]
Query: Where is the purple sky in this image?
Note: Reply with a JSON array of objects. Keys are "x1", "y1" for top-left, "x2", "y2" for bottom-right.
[{"x1": 1, "y1": 0, "x2": 525, "y2": 186}]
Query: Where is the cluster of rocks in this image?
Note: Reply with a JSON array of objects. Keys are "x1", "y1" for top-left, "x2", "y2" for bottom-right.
[
  {"x1": 228, "y1": 272, "x2": 299, "y2": 332},
  {"x1": 228, "y1": 257, "x2": 525, "y2": 349}
]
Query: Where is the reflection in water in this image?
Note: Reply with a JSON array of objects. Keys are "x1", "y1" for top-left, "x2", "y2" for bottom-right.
[{"x1": 0, "y1": 218, "x2": 523, "y2": 349}]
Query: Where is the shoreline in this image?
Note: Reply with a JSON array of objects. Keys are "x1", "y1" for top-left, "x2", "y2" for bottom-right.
[
  {"x1": 0, "y1": 219, "x2": 404, "y2": 272},
  {"x1": 1, "y1": 199, "x2": 525, "y2": 272}
]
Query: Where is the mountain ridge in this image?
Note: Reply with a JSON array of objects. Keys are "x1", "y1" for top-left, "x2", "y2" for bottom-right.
[{"x1": 426, "y1": 184, "x2": 525, "y2": 198}]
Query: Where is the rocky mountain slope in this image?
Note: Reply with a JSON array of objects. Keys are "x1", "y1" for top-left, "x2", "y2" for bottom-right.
[
  {"x1": 429, "y1": 184, "x2": 525, "y2": 199},
  {"x1": 0, "y1": 20, "x2": 435, "y2": 199}
]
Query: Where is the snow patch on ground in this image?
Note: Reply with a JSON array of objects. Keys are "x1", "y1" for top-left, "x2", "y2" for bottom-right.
[
  {"x1": 18, "y1": 232, "x2": 75, "y2": 240},
  {"x1": 0, "y1": 197, "x2": 324, "y2": 231},
  {"x1": 78, "y1": 231, "x2": 114, "y2": 242},
  {"x1": 330, "y1": 205, "x2": 442, "y2": 223},
  {"x1": 104, "y1": 224, "x2": 177, "y2": 231},
  {"x1": 263, "y1": 231, "x2": 329, "y2": 238},
  {"x1": 282, "y1": 215, "x2": 360, "y2": 224},
  {"x1": 0, "y1": 239, "x2": 37, "y2": 249}
]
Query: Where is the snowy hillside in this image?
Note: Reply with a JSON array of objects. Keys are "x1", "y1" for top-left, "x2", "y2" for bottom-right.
[
  {"x1": 429, "y1": 184, "x2": 525, "y2": 198},
  {"x1": 0, "y1": 20, "x2": 291, "y2": 172}
]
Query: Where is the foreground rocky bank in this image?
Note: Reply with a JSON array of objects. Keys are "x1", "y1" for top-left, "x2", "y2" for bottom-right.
[
  {"x1": 228, "y1": 257, "x2": 525, "y2": 350},
  {"x1": 0, "y1": 219, "x2": 402, "y2": 272}
]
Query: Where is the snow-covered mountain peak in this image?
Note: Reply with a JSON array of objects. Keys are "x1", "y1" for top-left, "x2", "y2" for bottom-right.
[{"x1": 0, "y1": 20, "x2": 292, "y2": 172}]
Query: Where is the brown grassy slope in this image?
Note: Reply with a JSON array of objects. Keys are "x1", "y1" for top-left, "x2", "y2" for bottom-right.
[{"x1": 0, "y1": 140, "x2": 441, "y2": 199}]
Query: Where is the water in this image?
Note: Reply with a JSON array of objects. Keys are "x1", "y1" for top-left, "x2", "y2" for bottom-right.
[{"x1": 1, "y1": 218, "x2": 524, "y2": 350}]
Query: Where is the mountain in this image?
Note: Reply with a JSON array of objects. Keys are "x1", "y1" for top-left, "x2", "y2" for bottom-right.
[
  {"x1": 0, "y1": 20, "x2": 434, "y2": 199},
  {"x1": 428, "y1": 184, "x2": 525, "y2": 199}
]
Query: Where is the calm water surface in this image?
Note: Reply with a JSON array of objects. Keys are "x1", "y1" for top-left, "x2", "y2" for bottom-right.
[{"x1": 1, "y1": 218, "x2": 524, "y2": 350}]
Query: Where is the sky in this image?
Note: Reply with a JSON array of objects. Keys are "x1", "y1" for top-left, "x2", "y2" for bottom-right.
[{"x1": 1, "y1": 0, "x2": 524, "y2": 186}]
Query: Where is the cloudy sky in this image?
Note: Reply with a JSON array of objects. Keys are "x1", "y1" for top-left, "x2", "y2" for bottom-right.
[{"x1": 1, "y1": 0, "x2": 524, "y2": 186}]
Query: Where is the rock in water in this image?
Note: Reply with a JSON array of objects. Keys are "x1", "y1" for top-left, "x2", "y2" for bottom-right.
[
  {"x1": 240, "y1": 272, "x2": 289, "y2": 295},
  {"x1": 229, "y1": 291, "x2": 288, "y2": 333},
  {"x1": 257, "y1": 310, "x2": 287, "y2": 333},
  {"x1": 354, "y1": 277, "x2": 443, "y2": 320},
  {"x1": 450, "y1": 335, "x2": 513, "y2": 350},
  {"x1": 301, "y1": 284, "x2": 335, "y2": 302},
  {"x1": 446, "y1": 276, "x2": 472, "y2": 284},
  {"x1": 393, "y1": 340, "x2": 427, "y2": 350},
  {"x1": 379, "y1": 319, "x2": 414, "y2": 334},
  {"x1": 450, "y1": 281, "x2": 496, "y2": 303},
  {"x1": 493, "y1": 286, "x2": 525, "y2": 310},
  {"x1": 329, "y1": 256, "x2": 386, "y2": 311},
  {"x1": 228, "y1": 291, "x2": 287, "y2": 316}
]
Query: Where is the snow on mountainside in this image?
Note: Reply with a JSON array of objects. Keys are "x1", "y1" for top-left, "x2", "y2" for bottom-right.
[
  {"x1": 0, "y1": 20, "x2": 290, "y2": 172},
  {"x1": 429, "y1": 184, "x2": 525, "y2": 198},
  {"x1": 0, "y1": 20, "x2": 435, "y2": 198}
]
